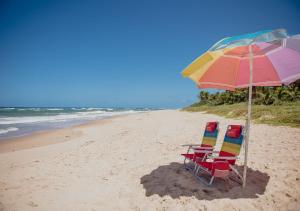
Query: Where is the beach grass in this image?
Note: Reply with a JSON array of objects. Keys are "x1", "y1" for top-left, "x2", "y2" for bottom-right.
[{"x1": 182, "y1": 101, "x2": 300, "y2": 127}]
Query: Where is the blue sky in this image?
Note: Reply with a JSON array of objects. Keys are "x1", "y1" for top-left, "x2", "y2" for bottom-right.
[{"x1": 1, "y1": 0, "x2": 300, "y2": 108}]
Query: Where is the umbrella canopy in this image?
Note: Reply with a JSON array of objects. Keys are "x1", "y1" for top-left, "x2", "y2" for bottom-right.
[
  {"x1": 182, "y1": 29, "x2": 300, "y2": 90},
  {"x1": 181, "y1": 29, "x2": 300, "y2": 188}
]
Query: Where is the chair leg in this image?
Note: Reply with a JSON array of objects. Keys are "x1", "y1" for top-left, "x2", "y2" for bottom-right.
[
  {"x1": 229, "y1": 165, "x2": 243, "y2": 184},
  {"x1": 195, "y1": 172, "x2": 215, "y2": 186},
  {"x1": 184, "y1": 157, "x2": 195, "y2": 171},
  {"x1": 183, "y1": 157, "x2": 188, "y2": 170},
  {"x1": 183, "y1": 146, "x2": 191, "y2": 170},
  {"x1": 208, "y1": 176, "x2": 215, "y2": 185},
  {"x1": 194, "y1": 165, "x2": 216, "y2": 186},
  {"x1": 193, "y1": 162, "x2": 198, "y2": 172},
  {"x1": 194, "y1": 165, "x2": 199, "y2": 176}
]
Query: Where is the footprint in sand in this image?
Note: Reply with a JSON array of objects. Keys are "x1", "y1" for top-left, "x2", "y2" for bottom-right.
[
  {"x1": 27, "y1": 201, "x2": 38, "y2": 207},
  {"x1": 81, "y1": 140, "x2": 95, "y2": 147},
  {"x1": 202, "y1": 189, "x2": 213, "y2": 195}
]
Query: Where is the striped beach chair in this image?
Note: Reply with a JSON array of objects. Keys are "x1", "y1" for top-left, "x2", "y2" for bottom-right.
[
  {"x1": 194, "y1": 125, "x2": 244, "y2": 185},
  {"x1": 181, "y1": 122, "x2": 219, "y2": 171}
]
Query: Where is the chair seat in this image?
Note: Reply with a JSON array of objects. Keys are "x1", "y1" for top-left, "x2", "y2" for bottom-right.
[
  {"x1": 196, "y1": 161, "x2": 230, "y2": 177},
  {"x1": 181, "y1": 153, "x2": 194, "y2": 160},
  {"x1": 182, "y1": 152, "x2": 206, "y2": 161},
  {"x1": 197, "y1": 161, "x2": 214, "y2": 170}
]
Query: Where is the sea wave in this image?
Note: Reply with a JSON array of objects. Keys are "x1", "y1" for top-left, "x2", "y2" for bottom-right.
[
  {"x1": 0, "y1": 127, "x2": 19, "y2": 134},
  {"x1": 28, "y1": 108, "x2": 41, "y2": 111},
  {"x1": 71, "y1": 108, "x2": 87, "y2": 110},
  {"x1": 1, "y1": 107, "x2": 15, "y2": 110},
  {"x1": 87, "y1": 108, "x2": 100, "y2": 111},
  {"x1": 0, "y1": 110, "x2": 141, "y2": 125}
]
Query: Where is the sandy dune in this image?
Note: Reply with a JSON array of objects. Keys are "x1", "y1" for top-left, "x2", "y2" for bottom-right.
[{"x1": 0, "y1": 110, "x2": 299, "y2": 211}]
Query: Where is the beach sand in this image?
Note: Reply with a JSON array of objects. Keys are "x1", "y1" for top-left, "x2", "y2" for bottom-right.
[{"x1": 0, "y1": 110, "x2": 299, "y2": 211}]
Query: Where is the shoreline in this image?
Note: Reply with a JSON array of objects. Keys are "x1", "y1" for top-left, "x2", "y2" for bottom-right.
[
  {"x1": 0, "y1": 113, "x2": 137, "y2": 153},
  {"x1": 0, "y1": 108, "x2": 153, "y2": 141}
]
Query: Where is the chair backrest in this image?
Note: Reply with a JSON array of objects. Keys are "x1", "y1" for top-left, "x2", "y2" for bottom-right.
[
  {"x1": 219, "y1": 125, "x2": 244, "y2": 164},
  {"x1": 201, "y1": 122, "x2": 219, "y2": 148}
]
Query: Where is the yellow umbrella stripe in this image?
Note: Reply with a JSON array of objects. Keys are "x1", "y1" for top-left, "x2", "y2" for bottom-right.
[
  {"x1": 181, "y1": 48, "x2": 232, "y2": 83},
  {"x1": 181, "y1": 52, "x2": 212, "y2": 77}
]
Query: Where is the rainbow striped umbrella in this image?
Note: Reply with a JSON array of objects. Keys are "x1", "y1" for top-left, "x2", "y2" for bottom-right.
[{"x1": 181, "y1": 29, "x2": 300, "y2": 187}]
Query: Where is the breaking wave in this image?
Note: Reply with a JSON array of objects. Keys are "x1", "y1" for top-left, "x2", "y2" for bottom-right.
[{"x1": 0, "y1": 127, "x2": 19, "y2": 134}]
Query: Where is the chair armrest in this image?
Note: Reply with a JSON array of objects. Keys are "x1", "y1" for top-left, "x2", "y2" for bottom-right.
[
  {"x1": 191, "y1": 146, "x2": 213, "y2": 150},
  {"x1": 181, "y1": 144, "x2": 202, "y2": 147},
  {"x1": 193, "y1": 149, "x2": 214, "y2": 154},
  {"x1": 212, "y1": 156, "x2": 237, "y2": 160},
  {"x1": 207, "y1": 150, "x2": 220, "y2": 154}
]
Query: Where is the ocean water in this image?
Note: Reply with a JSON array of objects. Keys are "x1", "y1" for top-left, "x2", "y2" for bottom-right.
[{"x1": 0, "y1": 107, "x2": 157, "y2": 140}]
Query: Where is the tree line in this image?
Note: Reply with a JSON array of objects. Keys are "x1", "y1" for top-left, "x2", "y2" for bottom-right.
[{"x1": 196, "y1": 80, "x2": 300, "y2": 106}]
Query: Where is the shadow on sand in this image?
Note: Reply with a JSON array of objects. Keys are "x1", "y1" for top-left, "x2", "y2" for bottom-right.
[{"x1": 140, "y1": 162, "x2": 269, "y2": 200}]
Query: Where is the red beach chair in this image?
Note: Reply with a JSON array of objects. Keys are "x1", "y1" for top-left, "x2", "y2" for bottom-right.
[
  {"x1": 181, "y1": 122, "x2": 219, "y2": 171},
  {"x1": 194, "y1": 125, "x2": 244, "y2": 185}
]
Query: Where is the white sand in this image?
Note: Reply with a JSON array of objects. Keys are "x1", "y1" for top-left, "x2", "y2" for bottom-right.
[{"x1": 0, "y1": 110, "x2": 299, "y2": 211}]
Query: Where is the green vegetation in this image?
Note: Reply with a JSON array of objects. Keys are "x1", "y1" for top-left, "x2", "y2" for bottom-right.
[{"x1": 183, "y1": 81, "x2": 300, "y2": 127}]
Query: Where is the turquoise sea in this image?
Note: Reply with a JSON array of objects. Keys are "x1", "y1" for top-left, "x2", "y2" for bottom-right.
[{"x1": 0, "y1": 107, "x2": 159, "y2": 140}]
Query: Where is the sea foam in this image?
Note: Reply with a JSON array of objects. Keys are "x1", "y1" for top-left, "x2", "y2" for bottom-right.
[
  {"x1": 0, "y1": 110, "x2": 140, "y2": 124},
  {"x1": 0, "y1": 127, "x2": 19, "y2": 134}
]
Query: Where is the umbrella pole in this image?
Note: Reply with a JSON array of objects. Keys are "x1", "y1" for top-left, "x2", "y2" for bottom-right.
[{"x1": 243, "y1": 44, "x2": 253, "y2": 188}]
